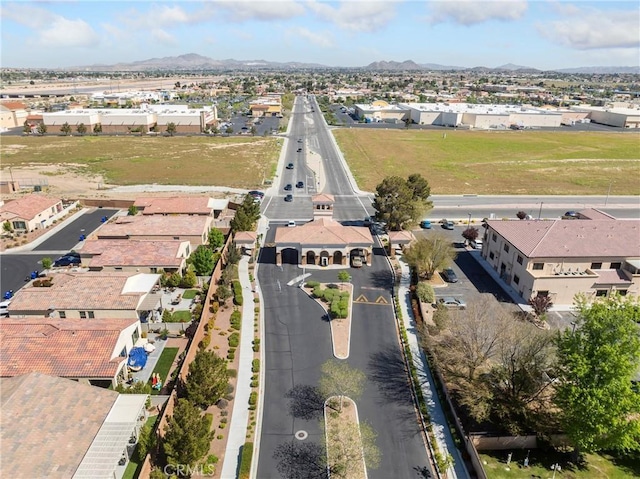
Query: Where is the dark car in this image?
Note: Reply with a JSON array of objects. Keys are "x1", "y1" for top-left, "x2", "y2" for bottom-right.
[
  {"x1": 248, "y1": 190, "x2": 264, "y2": 198},
  {"x1": 297, "y1": 147, "x2": 302, "y2": 152},
  {"x1": 442, "y1": 219, "x2": 455, "y2": 230},
  {"x1": 54, "y1": 255, "x2": 81, "y2": 267},
  {"x1": 286, "y1": 163, "x2": 294, "y2": 169},
  {"x1": 296, "y1": 181, "x2": 304, "y2": 188},
  {"x1": 563, "y1": 211, "x2": 579, "y2": 219},
  {"x1": 284, "y1": 194, "x2": 293, "y2": 202},
  {"x1": 284, "y1": 183, "x2": 292, "y2": 191},
  {"x1": 442, "y1": 268, "x2": 458, "y2": 283}
]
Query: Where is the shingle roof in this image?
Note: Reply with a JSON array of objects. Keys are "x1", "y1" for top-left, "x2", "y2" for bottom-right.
[
  {"x1": 0, "y1": 372, "x2": 119, "y2": 479},
  {"x1": 276, "y1": 217, "x2": 373, "y2": 246},
  {"x1": 0, "y1": 318, "x2": 136, "y2": 378},
  {"x1": 234, "y1": 231, "x2": 257, "y2": 244},
  {"x1": 593, "y1": 269, "x2": 633, "y2": 285},
  {"x1": 577, "y1": 208, "x2": 616, "y2": 220},
  {"x1": 488, "y1": 219, "x2": 640, "y2": 258},
  {"x1": 389, "y1": 230, "x2": 415, "y2": 244},
  {"x1": 7, "y1": 272, "x2": 150, "y2": 312},
  {"x1": 97, "y1": 214, "x2": 211, "y2": 238},
  {"x1": 312, "y1": 193, "x2": 335, "y2": 203},
  {"x1": 0, "y1": 194, "x2": 60, "y2": 221},
  {"x1": 133, "y1": 196, "x2": 214, "y2": 215},
  {"x1": 81, "y1": 239, "x2": 185, "y2": 268}
]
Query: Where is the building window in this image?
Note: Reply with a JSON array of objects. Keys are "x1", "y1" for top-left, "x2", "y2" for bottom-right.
[
  {"x1": 503, "y1": 244, "x2": 510, "y2": 253},
  {"x1": 88, "y1": 311, "x2": 95, "y2": 319},
  {"x1": 618, "y1": 290, "x2": 628, "y2": 296},
  {"x1": 513, "y1": 275, "x2": 520, "y2": 285},
  {"x1": 590, "y1": 262, "x2": 602, "y2": 270},
  {"x1": 489, "y1": 251, "x2": 495, "y2": 260},
  {"x1": 174, "y1": 236, "x2": 180, "y2": 240},
  {"x1": 79, "y1": 311, "x2": 87, "y2": 319},
  {"x1": 537, "y1": 290, "x2": 549, "y2": 298},
  {"x1": 119, "y1": 347, "x2": 127, "y2": 358},
  {"x1": 492, "y1": 233, "x2": 497, "y2": 242},
  {"x1": 132, "y1": 328, "x2": 140, "y2": 344},
  {"x1": 59, "y1": 311, "x2": 66, "y2": 319},
  {"x1": 596, "y1": 290, "x2": 607, "y2": 297},
  {"x1": 532, "y1": 263, "x2": 544, "y2": 270},
  {"x1": 150, "y1": 267, "x2": 158, "y2": 274},
  {"x1": 610, "y1": 262, "x2": 621, "y2": 269},
  {"x1": 114, "y1": 267, "x2": 123, "y2": 271},
  {"x1": 517, "y1": 255, "x2": 523, "y2": 265}
]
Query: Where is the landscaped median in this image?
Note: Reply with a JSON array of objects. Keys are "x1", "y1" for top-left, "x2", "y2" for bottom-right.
[
  {"x1": 303, "y1": 281, "x2": 353, "y2": 359},
  {"x1": 324, "y1": 396, "x2": 367, "y2": 479}
]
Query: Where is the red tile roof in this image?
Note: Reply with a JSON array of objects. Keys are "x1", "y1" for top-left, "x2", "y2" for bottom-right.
[
  {"x1": 0, "y1": 101, "x2": 27, "y2": 111},
  {"x1": 577, "y1": 208, "x2": 616, "y2": 220},
  {"x1": 133, "y1": 196, "x2": 214, "y2": 215},
  {"x1": 593, "y1": 269, "x2": 633, "y2": 285},
  {"x1": 81, "y1": 239, "x2": 186, "y2": 268},
  {"x1": 276, "y1": 217, "x2": 373, "y2": 246},
  {"x1": 8, "y1": 272, "x2": 150, "y2": 312},
  {"x1": 487, "y1": 219, "x2": 640, "y2": 258},
  {"x1": 0, "y1": 372, "x2": 119, "y2": 478},
  {"x1": 234, "y1": 231, "x2": 257, "y2": 244},
  {"x1": 0, "y1": 194, "x2": 60, "y2": 221},
  {"x1": 0, "y1": 318, "x2": 136, "y2": 378},
  {"x1": 97, "y1": 214, "x2": 212, "y2": 239}
]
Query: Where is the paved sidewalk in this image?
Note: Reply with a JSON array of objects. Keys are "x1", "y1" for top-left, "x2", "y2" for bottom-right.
[
  {"x1": 220, "y1": 257, "x2": 255, "y2": 479},
  {"x1": 397, "y1": 257, "x2": 470, "y2": 479}
]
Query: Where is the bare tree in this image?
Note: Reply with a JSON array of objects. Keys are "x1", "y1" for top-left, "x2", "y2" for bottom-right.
[
  {"x1": 319, "y1": 360, "x2": 365, "y2": 412},
  {"x1": 403, "y1": 233, "x2": 456, "y2": 279},
  {"x1": 323, "y1": 419, "x2": 380, "y2": 478}
]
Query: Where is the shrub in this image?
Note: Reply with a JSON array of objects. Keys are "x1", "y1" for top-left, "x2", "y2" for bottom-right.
[
  {"x1": 239, "y1": 443, "x2": 254, "y2": 479},
  {"x1": 216, "y1": 398, "x2": 228, "y2": 409},
  {"x1": 312, "y1": 285, "x2": 323, "y2": 298},
  {"x1": 228, "y1": 369, "x2": 237, "y2": 378},
  {"x1": 227, "y1": 352, "x2": 235, "y2": 360},
  {"x1": 252, "y1": 359, "x2": 260, "y2": 373},
  {"x1": 249, "y1": 392, "x2": 257, "y2": 406},
  {"x1": 211, "y1": 301, "x2": 220, "y2": 313},
  {"x1": 416, "y1": 282, "x2": 435, "y2": 303},
  {"x1": 250, "y1": 380, "x2": 259, "y2": 388},
  {"x1": 228, "y1": 332, "x2": 240, "y2": 348},
  {"x1": 199, "y1": 334, "x2": 211, "y2": 350},
  {"x1": 232, "y1": 280, "x2": 244, "y2": 306},
  {"x1": 306, "y1": 280, "x2": 320, "y2": 288},
  {"x1": 230, "y1": 311, "x2": 242, "y2": 330}
]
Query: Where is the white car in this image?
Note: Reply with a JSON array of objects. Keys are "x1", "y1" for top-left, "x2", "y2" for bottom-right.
[
  {"x1": 438, "y1": 297, "x2": 467, "y2": 310},
  {"x1": 470, "y1": 239, "x2": 483, "y2": 250},
  {"x1": 287, "y1": 220, "x2": 296, "y2": 227},
  {"x1": 0, "y1": 299, "x2": 10, "y2": 317}
]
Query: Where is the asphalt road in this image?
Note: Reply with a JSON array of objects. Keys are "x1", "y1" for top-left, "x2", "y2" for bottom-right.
[
  {"x1": 0, "y1": 208, "x2": 118, "y2": 297},
  {"x1": 256, "y1": 96, "x2": 433, "y2": 478}
]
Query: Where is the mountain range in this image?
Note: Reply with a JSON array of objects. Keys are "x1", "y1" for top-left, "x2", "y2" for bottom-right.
[{"x1": 71, "y1": 53, "x2": 639, "y2": 74}]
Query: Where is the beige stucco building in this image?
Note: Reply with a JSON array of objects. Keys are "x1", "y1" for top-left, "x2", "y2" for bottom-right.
[
  {"x1": 0, "y1": 194, "x2": 64, "y2": 232},
  {"x1": 275, "y1": 194, "x2": 374, "y2": 266},
  {"x1": 482, "y1": 216, "x2": 640, "y2": 305}
]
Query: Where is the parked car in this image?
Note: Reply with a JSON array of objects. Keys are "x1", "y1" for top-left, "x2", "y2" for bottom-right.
[
  {"x1": 420, "y1": 220, "x2": 432, "y2": 229},
  {"x1": 54, "y1": 255, "x2": 81, "y2": 267},
  {"x1": 284, "y1": 194, "x2": 293, "y2": 202},
  {"x1": 363, "y1": 216, "x2": 372, "y2": 227},
  {"x1": 351, "y1": 256, "x2": 363, "y2": 268},
  {"x1": 297, "y1": 138, "x2": 302, "y2": 143},
  {"x1": 248, "y1": 190, "x2": 264, "y2": 198},
  {"x1": 296, "y1": 181, "x2": 304, "y2": 188},
  {"x1": 470, "y1": 239, "x2": 483, "y2": 250},
  {"x1": 284, "y1": 183, "x2": 292, "y2": 191},
  {"x1": 0, "y1": 299, "x2": 10, "y2": 317},
  {"x1": 287, "y1": 220, "x2": 296, "y2": 227},
  {"x1": 297, "y1": 147, "x2": 302, "y2": 152},
  {"x1": 438, "y1": 297, "x2": 467, "y2": 309},
  {"x1": 442, "y1": 268, "x2": 458, "y2": 283},
  {"x1": 442, "y1": 220, "x2": 455, "y2": 230},
  {"x1": 562, "y1": 211, "x2": 579, "y2": 219},
  {"x1": 286, "y1": 163, "x2": 294, "y2": 169}
]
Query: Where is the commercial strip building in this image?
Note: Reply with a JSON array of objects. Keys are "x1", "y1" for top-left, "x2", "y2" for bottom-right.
[
  {"x1": 248, "y1": 94, "x2": 282, "y2": 117},
  {"x1": 481, "y1": 216, "x2": 640, "y2": 305},
  {"x1": 1, "y1": 372, "x2": 147, "y2": 478},
  {"x1": 275, "y1": 194, "x2": 374, "y2": 266}
]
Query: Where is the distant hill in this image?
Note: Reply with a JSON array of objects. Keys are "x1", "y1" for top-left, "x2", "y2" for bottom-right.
[{"x1": 65, "y1": 53, "x2": 638, "y2": 74}]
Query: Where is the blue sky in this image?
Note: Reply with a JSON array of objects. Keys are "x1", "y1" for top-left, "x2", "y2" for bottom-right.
[{"x1": 1, "y1": 1, "x2": 638, "y2": 70}]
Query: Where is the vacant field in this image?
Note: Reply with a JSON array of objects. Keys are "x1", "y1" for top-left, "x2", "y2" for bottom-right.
[
  {"x1": 333, "y1": 129, "x2": 640, "y2": 195},
  {"x1": 1, "y1": 136, "x2": 282, "y2": 188}
]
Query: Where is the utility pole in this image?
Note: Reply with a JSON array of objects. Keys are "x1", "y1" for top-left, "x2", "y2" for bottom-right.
[
  {"x1": 605, "y1": 180, "x2": 612, "y2": 206},
  {"x1": 467, "y1": 213, "x2": 471, "y2": 228},
  {"x1": 538, "y1": 202, "x2": 543, "y2": 220}
]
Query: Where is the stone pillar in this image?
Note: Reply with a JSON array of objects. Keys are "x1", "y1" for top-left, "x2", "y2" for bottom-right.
[
  {"x1": 276, "y1": 252, "x2": 282, "y2": 266},
  {"x1": 389, "y1": 245, "x2": 396, "y2": 258},
  {"x1": 301, "y1": 253, "x2": 307, "y2": 265},
  {"x1": 342, "y1": 254, "x2": 347, "y2": 266}
]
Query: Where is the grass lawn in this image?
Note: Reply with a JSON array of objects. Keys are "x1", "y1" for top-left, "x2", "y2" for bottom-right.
[
  {"x1": 149, "y1": 347, "x2": 179, "y2": 395},
  {"x1": 170, "y1": 310, "x2": 192, "y2": 322},
  {"x1": 1, "y1": 135, "x2": 282, "y2": 188},
  {"x1": 333, "y1": 129, "x2": 640, "y2": 195},
  {"x1": 122, "y1": 416, "x2": 158, "y2": 479},
  {"x1": 479, "y1": 449, "x2": 640, "y2": 478},
  {"x1": 182, "y1": 289, "x2": 198, "y2": 299}
]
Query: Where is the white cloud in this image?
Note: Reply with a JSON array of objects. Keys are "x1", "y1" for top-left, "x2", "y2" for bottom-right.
[
  {"x1": 429, "y1": 0, "x2": 528, "y2": 26},
  {"x1": 538, "y1": 7, "x2": 640, "y2": 50},
  {"x1": 1, "y1": 3, "x2": 55, "y2": 28},
  {"x1": 151, "y1": 28, "x2": 177, "y2": 46},
  {"x1": 306, "y1": 0, "x2": 398, "y2": 32},
  {"x1": 216, "y1": 0, "x2": 306, "y2": 22},
  {"x1": 287, "y1": 26, "x2": 334, "y2": 47},
  {"x1": 119, "y1": 5, "x2": 197, "y2": 29}
]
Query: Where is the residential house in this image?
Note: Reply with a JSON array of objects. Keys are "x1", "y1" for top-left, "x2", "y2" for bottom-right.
[
  {"x1": 80, "y1": 239, "x2": 190, "y2": 274},
  {"x1": 0, "y1": 372, "x2": 147, "y2": 478},
  {"x1": 482, "y1": 218, "x2": 640, "y2": 305},
  {"x1": 7, "y1": 271, "x2": 161, "y2": 321},
  {"x1": 133, "y1": 196, "x2": 228, "y2": 218},
  {"x1": 0, "y1": 194, "x2": 63, "y2": 231}
]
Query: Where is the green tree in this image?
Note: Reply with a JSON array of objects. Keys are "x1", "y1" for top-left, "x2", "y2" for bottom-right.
[
  {"x1": 185, "y1": 350, "x2": 230, "y2": 409},
  {"x1": 324, "y1": 419, "x2": 380, "y2": 478},
  {"x1": 60, "y1": 122, "x2": 72, "y2": 135},
  {"x1": 166, "y1": 122, "x2": 177, "y2": 136},
  {"x1": 216, "y1": 284, "x2": 232, "y2": 303},
  {"x1": 163, "y1": 398, "x2": 214, "y2": 474},
  {"x1": 181, "y1": 270, "x2": 197, "y2": 288},
  {"x1": 23, "y1": 120, "x2": 31, "y2": 134},
  {"x1": 76, "y1": 123, "x2": 87, "y2": 136},
  {"x1": 209, "y1": 228, "x2": 225, "y2": 250},
  {"x1": 555, "y1": 295, "x2": 640, "y2": 453},
  {"x1": 93, "y1": 123, "x2": 102, "y2": 134},
  {"x1": 128, "y1": 205, "x2": 138, "y2": 216},
  {"x1": 37, "y1": 122, "x2": 47, "y2": 135},
  {"x1": 404, "y1": 234, "x2": 456, "y2": 279},
  {"x1": 226, "y1": 242, "x2": 241, "y2": 265},
  {"x1": 230, "y1": 196, "x2": 260, "y2": 233},
  {"x1": 225, "y1": 126, "x2": 234, "y2": 134},
  {"x1": 188, "y1": 245, "x2": 215, "y2": 276},
  {"x1": 250, "y1": 125, "x2": 257, "y2": 136},
  {"x1": 319, "y1": 359, "x2": 366, "y2": 412},
  {"x1": 337, "y1": 271, "x2": 351, "y2": 282},
  {"x1": 3, "y1": 221, "x2": 13, "y2": 233},
  {"x1": 416, "y1": 282, "x2": 435, "y2": 303},
  {"x1": 373, "y1": 175, "x2": 432, "y2": 231},
  {"x1": 136, "y1": 419, "x2": 155, "y2": 461}
]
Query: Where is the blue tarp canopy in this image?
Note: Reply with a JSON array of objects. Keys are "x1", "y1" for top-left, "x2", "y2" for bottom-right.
[{"x1": 127, "y1": 347, "x2": 147, "y2": 369}]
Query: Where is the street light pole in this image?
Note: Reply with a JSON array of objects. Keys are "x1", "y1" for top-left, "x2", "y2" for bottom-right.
[
  {"x1": 538, "y1": 202, "x2": 543, "y2": 220},
  {"x1": 605, "y1": 180, "x2": 612, "y2": 206},
  {"x1": 467, "y1": 213, "x2": 471, "y2": 228}
]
